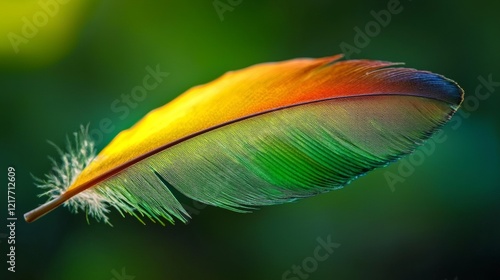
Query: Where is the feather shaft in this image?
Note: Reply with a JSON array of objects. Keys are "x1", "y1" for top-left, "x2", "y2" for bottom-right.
[{"x1": 24, "y1": 55, "x2": 464, "y2": 224}]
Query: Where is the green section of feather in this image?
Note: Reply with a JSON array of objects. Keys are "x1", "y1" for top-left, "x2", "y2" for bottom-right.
[{"x1": 91, "y1": 95, "x2": 454, "y2": 224}]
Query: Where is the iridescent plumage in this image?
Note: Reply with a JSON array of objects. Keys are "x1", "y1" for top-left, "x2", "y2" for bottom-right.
[{"x1": 25, "y1": 55, "x2": 464, "y2": 225}]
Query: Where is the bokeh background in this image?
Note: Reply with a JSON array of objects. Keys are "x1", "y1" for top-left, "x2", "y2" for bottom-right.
[{"x1": 1, "y1": 0, "x2": 499, "y2": 279}]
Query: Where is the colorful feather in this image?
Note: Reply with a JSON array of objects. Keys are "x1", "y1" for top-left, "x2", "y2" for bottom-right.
[{"x1": 24, "y1": 55, "x2": 464, "y2": 225}]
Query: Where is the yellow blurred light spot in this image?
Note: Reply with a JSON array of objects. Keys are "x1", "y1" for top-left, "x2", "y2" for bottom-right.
[{"x1": 0, "y1": 0, "x2": 92, "y2": 68}]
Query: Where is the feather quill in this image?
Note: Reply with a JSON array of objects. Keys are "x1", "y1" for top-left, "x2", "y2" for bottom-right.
[{"x1": 24, "y1": 55, "x2": 464, "y2": 225}]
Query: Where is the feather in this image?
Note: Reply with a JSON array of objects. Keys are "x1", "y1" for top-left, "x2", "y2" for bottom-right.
[{"x1": 24, "y1": 55, "x2": 464, "y2": 225}]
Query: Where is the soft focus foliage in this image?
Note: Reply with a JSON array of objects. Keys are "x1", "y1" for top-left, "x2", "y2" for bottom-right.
[{"x1": 1, "y1": 0, "x2": 499, "y2": 279}]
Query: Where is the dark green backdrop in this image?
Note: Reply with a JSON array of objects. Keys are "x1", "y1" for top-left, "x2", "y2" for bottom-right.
[{"x1": 1, "y1": 0, "x2": 499, "y2": 279}]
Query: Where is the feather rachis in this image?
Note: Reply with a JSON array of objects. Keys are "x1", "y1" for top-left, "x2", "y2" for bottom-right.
[{"x1": 25, "y1": 55, "x2": 464, "y2": 224}]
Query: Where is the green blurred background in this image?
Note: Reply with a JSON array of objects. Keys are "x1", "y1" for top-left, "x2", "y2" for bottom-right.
[{"x1": 1, "y1": 0, "x2": 499, "y2": 279}]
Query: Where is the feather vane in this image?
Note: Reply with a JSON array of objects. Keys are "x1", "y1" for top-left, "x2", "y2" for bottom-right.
[{"x1": 24, "y1": 55, "x2": 463, "y2": 224}]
